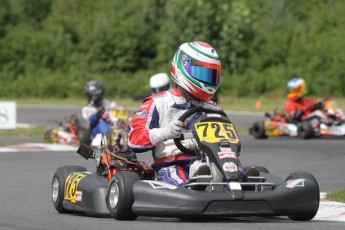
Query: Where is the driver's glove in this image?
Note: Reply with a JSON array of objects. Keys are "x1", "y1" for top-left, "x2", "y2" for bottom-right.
[
  {"x1": 149, "y1": 120, "x2": 184, "y2": 144},
  {"x1": 181, "y1": 139, "x2": 196, "y2": 150}
]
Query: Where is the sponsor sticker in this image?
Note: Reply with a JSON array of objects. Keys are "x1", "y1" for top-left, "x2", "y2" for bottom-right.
[
  {"x1": 206, "y1": 114, "x2": 221, "y2": 117},
  {"x1": 223, "y1": 162, "x2": 237, "y2": 172},
  {"x1": 64, "y1": 173, "x2": 86, "y2": 203},
  {"x1": 218, "y1": 151, "x2": 236, "y2": 159},
  {"x1": 76, "y1": 191, "x2": 82, "y2": 202},
  {"x1": 140, "y1": 103, "x2": 149, "y2": 109},
  {"x1": 229, "y1": 182, "x2": 242, "y2": 190},
  {"x1": 220, "y1": 147, "x2": 232, "y2": 152},
  {"x1": 286, "y1": 179, "x2": 305, "y2": 188}
]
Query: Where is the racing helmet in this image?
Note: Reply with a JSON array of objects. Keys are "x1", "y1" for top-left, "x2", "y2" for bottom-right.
[
  {"x1": 149, "y1": 73, "x2": 170, "y2": 94},
  {"x1": 170, "y1": 41, "x2": 221, "y2": 101},
  {"x1": 84, "y1": 80, "x2": 104, "y2": 106},
  {"x1": 287, "y1": 77, "x2": 307, "y2": 100}
]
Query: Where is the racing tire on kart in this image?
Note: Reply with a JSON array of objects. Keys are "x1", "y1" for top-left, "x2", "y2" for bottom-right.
[
  {"x1": 244, "y1": 165, "x2": 269, "y2": 173},
  {"x1": 298, "y1": 121, "x2": 314, "y2": 139},
  {"x1": 77, "y1": 129, "x2": 92, "y2": 145},
  {"x1": 51, "y1": 165, "x2": 87, "y2": 213},
  {"x1": 106, "y1": 171, "x2": 140, "y2": 220},
  {"x1": 250, "y1": 121, "x2": 268, "y2": 139},
  {"x1": 44, "y1": 129, "x2": 58, "y2": 144},
  {"x1": 286, "y1": 171, "x2": 320, "y2": 221}
]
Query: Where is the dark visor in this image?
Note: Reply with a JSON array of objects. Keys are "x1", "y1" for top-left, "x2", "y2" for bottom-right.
[{"x1": 183, "y1": 59, "x2": 220, "y2": 85}]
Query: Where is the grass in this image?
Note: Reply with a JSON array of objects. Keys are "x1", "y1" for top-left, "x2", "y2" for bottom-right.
[
  {"x1": 9, "y1": 96, "x2": 345, "y2": 113},
  {"x1": 326, "y1": 189, "x2": 345, "y2": 203},
  {"x1": 0, "y1": 126, "x2": 48, "y2": 137}
]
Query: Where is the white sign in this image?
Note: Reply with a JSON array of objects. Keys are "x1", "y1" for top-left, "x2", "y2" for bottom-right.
[{"x1": 0, "y1": 102, "x2": 16, "y2": 129}]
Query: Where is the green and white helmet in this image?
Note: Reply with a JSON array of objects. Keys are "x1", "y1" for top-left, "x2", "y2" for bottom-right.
[{"x1": 170, "y1": 41, "x2": 221, "y2": 101}]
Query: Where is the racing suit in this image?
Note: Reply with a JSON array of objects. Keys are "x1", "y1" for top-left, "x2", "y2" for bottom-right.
[
  {"x1": 81, "y1": 99, "x2": 117, "y2": 137},
  {"x1": 128, "y1": 87, "x2": 245, "y2": 186},
  {"x1": 284, "y1": 97, "x2": 316, "y2": 121}
]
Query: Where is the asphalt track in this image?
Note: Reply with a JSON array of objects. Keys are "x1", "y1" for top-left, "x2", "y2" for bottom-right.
[{"x1": 0, "y1": 105, "x2": 344, "y2": 230}]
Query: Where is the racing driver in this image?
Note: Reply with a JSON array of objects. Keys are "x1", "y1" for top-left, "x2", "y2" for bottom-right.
[
  {"x1": 82, "y1": 80, "x2": 117, "y2": 137},
  {"x1": 284, "y1": 77, "x2": 322, "y2": 122},
  {"x1": 128, "y1": 41, "x2": 253, "y2": 187}
]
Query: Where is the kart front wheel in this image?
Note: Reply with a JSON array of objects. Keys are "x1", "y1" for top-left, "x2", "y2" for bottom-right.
[
  {"x1": 51, "y1": 165, "x2": 87, "y2": 213},
  {"x1": 286, "y1": 171, "x2": 320, "y2": 221},
  {"x1": 77, "y1": 129, "x2": 92, "y2": 145},
  {"x1": 251, "y1": 121, "x2": 268, "y2": 139},
  {"x1": 106, "y1": 171, "x2": 140, "y2": 220},
  {"x1": 298, "y1": 121, "x2": 314, "y2": 139}
]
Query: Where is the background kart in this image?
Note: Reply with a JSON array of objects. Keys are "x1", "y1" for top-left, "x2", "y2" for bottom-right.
[
  {"x1": 44, "y1": 105, "x2": 133, "y2": 147},
  {"x1": 52, "y1": 106, "x2": 320, "y2": 221},
  {"x1": 43, "y1": 114, "x2": 92, "y2": 145},
  {"x1": 250, "y1": 98, "x2": 345, "y2": 139}
]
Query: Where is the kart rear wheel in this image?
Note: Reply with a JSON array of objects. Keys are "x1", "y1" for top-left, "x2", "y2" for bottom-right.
[
  {"x1": 44, "y1": 129, "x2": 58, "y2": 144},
  {"x1": 298, "y1": 121, "x2": 314, "y2": 139},
  {"x1": 286, "y1": 171, "x2": 320, "y2": 221},
  {"x1": 106, "y1": 171, "x2": 140, "y2": 220},
  {"x1": 251, "y1": 121, "x2": 268, "y2": 139},
  {"x1": 77, "y1": 129, "x2": 92, "y2": 145},
  {"x1": 51, "y1": 165, "x2": 87, "y2": 213}
]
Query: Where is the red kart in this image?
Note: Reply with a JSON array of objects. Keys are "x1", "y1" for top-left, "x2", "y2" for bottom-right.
[{"x1": 250, "y1": 98, "x2": 345, "y2": 139}]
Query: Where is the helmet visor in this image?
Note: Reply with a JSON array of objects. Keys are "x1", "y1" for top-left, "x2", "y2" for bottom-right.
[
  {"x1": 287, "y1": 83, "x2": 305, "y2": 98},
  {"x1": 183, "y1": 59, "x2": 220, "y2": 85}
]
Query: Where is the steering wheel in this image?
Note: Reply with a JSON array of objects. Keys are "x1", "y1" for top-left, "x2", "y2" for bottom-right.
[{"x1": 173, "y1": 106, "x2": 227, "y2": 155}]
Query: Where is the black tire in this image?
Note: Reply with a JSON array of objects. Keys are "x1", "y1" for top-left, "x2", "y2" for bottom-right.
[
  {"x1": 77, "y1": 129, "x2": 92, "y2": 145},
  {"x1": 43, "y1": 129, "x2": 52, "y2": 143},
  {"x1": 286, "y1": 171, "x2": 320, "y2": 221},
  {"x1": 44, "y1": 129, "x2": 58, "y2": 144},
  {"x1": 106, "y1": 171, "x2": 140, "y2": 220},
  {"x1": 298, "y1": 121, "x2": 314, "y2": 139},
  {"x1": 51, "y1": 165, "x2": 87, "y2": 213},
  {"x1": 251, "y1": 121, "x2": 268, "y2": 139},
  {"x1": 244, "y1": 165, "x2": 269, "y2": 173}
]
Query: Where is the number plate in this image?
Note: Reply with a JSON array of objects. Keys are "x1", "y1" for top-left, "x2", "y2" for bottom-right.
[
  {"x1": 194, "y1": 121, "x2": 239, "y2": 144},
  {"x1": 110, "y1": 108, "x2": 130, "y2": 120}
]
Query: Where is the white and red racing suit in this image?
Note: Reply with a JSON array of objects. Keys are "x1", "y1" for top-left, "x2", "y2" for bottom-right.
[{"x1": 128, "y1": 86, "x2": 244, "y2": 185}]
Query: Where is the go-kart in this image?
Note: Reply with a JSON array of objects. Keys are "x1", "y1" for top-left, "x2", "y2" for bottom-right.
[
  {"x1": 44, "y1": 114, "x2": 92, "y2": 146},
  {"x1": 44, "y1": 105, "x2": 132, "y2": 147},
  {"x1": 250, "y1": 98, "x2": 345, "y2": 139},
  {"x1": 52, "y1": 106, "x2": 319, "y2": 221}
]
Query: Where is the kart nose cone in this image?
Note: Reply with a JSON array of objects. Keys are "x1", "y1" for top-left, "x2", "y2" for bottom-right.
[{"x1": 109, "y1": 183, "x2": 120, "y2": 209}]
